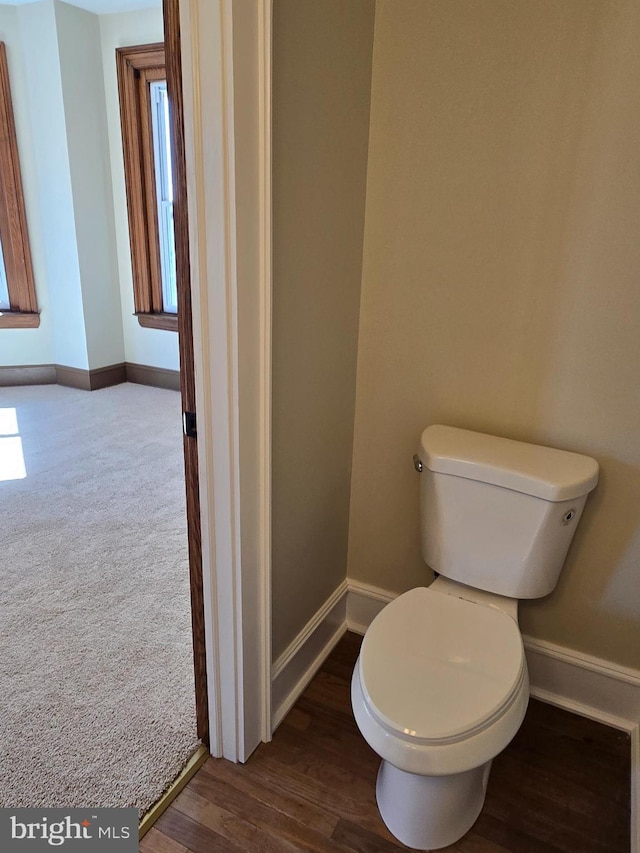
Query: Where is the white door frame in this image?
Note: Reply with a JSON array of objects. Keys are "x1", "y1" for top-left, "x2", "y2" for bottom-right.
[{"x1": 179, "y1": 0, "x2": 272, "y2": 762}]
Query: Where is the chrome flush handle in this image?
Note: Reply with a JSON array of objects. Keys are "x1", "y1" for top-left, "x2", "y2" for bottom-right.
[{"x1": 413, "y1": 454, "x2": 423, "y2": 473}]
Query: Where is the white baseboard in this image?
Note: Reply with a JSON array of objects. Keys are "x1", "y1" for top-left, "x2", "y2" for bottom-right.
[
  {"x1": 345, "y1": 578, "x2": 640, "y2": 853},
  {"x1": 346, "y1": 579, "x2": 394, "y2": 634},
  {"x1": 271, "y1": 580, "x2": 348, "y2": 730},
  {"x1": 524, "y1": 635, "x2": 640, "y2": 730}
]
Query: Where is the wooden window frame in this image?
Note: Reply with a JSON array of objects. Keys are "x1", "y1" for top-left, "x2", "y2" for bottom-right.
[
  {"x1": 116, "y1": 42, "x2": 177, "y2": 333},
  {"x1": 0, "y1": 42, "x2": 38, "y2": 329}
]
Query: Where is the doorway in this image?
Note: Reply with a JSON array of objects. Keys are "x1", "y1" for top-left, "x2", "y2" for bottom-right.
[{"x1": 0, "y1": 0, "x2": 205, "y2": 812}]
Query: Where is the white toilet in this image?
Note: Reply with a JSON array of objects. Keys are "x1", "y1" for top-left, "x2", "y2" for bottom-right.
[{"x1": 351, "y1": 425, "x2": 599, "y2": 850}]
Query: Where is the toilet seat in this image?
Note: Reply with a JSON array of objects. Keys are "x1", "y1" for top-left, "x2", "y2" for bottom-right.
[
  {"x1": 351, "y1": 587, "x2": 529, "y2": 776},
  {"x1": 360, "y1": 586, "x2": 525, "y2": 743}
]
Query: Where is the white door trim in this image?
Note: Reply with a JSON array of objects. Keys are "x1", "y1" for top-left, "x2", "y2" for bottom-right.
[
  {"x1": 257, "y1": 0, "x2": 274, "y2": 746},
  {"x1": 179, "y1": 0, "x2": 272, "y2": 761}
]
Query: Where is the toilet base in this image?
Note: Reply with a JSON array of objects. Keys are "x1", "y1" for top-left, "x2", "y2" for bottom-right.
[{"x1": 376, "y1": 758, "x2": 492, "y2": 850}]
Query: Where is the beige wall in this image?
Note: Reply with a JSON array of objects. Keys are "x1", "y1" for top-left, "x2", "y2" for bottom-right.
[
  {"x1": 271, "y1": 0, "x2": 375, "y2": 658},
  {"x1": 347, "y1": 0, "x2": 640, "y2": 669}
]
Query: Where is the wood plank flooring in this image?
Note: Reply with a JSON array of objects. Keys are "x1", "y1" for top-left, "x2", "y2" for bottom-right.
[{"x1": 142, "y1": 633, "x2": 631, "y2": 852}]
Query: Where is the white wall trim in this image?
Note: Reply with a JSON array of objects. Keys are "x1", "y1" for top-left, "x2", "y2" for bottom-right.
[
  {"x1": 271, "y1": 580, "x2": 349, "y2": 731},
  {"x1": 346, "y1": 579, "x2": 395, "y2": 635},
  {"x1": 524, "y1": 635, "x2": 640, "y2": 729},
  {"x1": 180, "y1": 0, "x2": 272, "y2": 762},
  {"x1": 257, "y1": 0, "x2": 273, "y2": 745}
]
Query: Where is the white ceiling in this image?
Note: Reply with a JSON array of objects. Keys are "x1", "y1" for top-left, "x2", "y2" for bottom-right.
[{"x1": 0, "y1": 0, "x2": 160, "y2": 13}]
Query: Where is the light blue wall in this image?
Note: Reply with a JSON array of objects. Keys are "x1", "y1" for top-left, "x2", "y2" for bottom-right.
[
  {"x1": 56, "y1": 0, "x2": 125, "y2": 370},
  {"x1": 0, "y1": 0, "x2": 175, "y2": 373},
  {"x1": 0, "y1": 4, "x2": 56, "y2": 368},
  {"x1": 16, "y1": 0, "x2": 90, "y2": 370}
]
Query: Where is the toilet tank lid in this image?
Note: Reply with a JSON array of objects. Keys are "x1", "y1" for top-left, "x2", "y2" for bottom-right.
[{"x1": 420, "y1": 425, "x2": 599, "y2": 502}]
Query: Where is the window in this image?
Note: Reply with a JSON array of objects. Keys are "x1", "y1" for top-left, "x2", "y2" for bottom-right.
[
  {"x1": 0, "y1": 42, "x2": 38, "y2": 329},
  {"x1": 116, "y1": 43, "x2": 177, "y2": 332}
]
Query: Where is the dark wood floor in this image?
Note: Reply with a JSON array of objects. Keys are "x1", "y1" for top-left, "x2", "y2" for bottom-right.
[{"x1": 142, "y1": 633, "x2": 631, "y2": 853}]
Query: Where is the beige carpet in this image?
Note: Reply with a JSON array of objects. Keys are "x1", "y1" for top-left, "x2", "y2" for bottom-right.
[{"x1": 0, "y1": 383, "x2": 199, "y2": 811}]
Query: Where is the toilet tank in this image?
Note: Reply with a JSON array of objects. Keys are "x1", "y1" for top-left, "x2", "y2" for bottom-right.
[{"x1": 418, "y1": 426, "x2": 599, "y2": 599}]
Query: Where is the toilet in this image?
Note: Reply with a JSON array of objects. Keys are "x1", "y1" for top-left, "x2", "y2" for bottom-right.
[{"x1": 351, "y1": 425, "x2": 599, "y2": 850}]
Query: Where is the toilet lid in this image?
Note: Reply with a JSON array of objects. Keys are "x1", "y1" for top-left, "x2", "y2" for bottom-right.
[{"x1": 359, "y1": 587, "x2": 525, "y2": 743}]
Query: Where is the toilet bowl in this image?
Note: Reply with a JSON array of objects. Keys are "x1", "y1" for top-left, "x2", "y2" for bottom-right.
[
  {"x1": 351, "y1": 584, "x2": 529, "y2": 850},
  {"x1": 350, "y1": 425, "x2": 598, "y2": 849}
]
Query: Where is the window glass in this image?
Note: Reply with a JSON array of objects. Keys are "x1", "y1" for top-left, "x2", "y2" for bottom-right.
[
  {"x1": 150, "y1": 80, "x2": 177, "y2": 314},
  {"x1": 0, "y1": 238, "x2": 9, "y2": 311}
]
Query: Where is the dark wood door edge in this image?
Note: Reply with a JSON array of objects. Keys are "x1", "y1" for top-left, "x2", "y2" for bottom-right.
[{"x1": 163, "y1": 0, "x2": 210, "y2": 749}]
